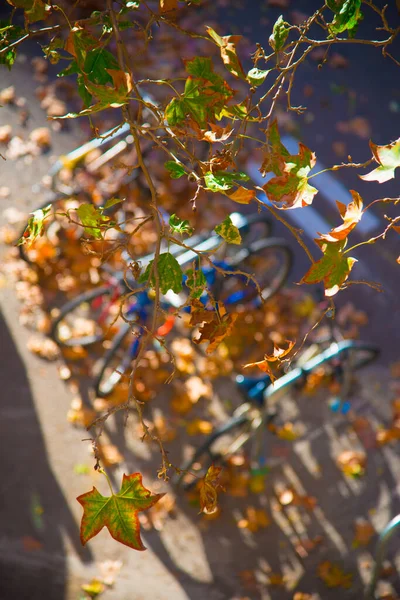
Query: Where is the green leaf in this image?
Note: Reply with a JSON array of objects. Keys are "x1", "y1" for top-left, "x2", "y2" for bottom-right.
[
  {"x1": 6, "y1": 0, "x2": 51, "y2": 23},
  {"x1": 57, "y1": 60, "x2": 79, "y2": 78},
  {"x1": 77, "y1": 75, "x2": 92, "y2": 108},
  {"x1": 185, "y1": 267, "x2": 207, "y2": 299},
  {"x1": 300, "y1": 239, "x2": 357, "y2": 296},
  {"x1": 18, "y1": 204, "x2": 52, "y2": 246},
  {"x1": 165, "y1": 57, "x2": 233, "y2": 128},
  {"x1": 77, "y1": 472, "x2": 164, "y2": 550},
  {"x1": 77, "y1": 204, "x2": 111, "y2": 239},
  {"x1": 269, "y1": 15, "x2": 289, "y2": 52},
  {"x1": 204, "y1": 170, "x2": 249, "y2": 193},
  {"x1": 215, "y1": 216, "x2": 242, "y2": 245},
  {"x1": 83, "y1": 48, "x2": 119, "y2": 85},
  {"x1": 327, "y1": 0, "x2": 363, "y2": 37},
  {"x1": 0, "y1": 22, "x2": 23, "y2": 70},
  {"x1": 262, "y1": 121, "x2": 318, "y2": 209},
  {"x1": 247, "y1": 67, "x2": 270, "y2": 87},
  {"x1": 103, "y1": 197, "x2": 124, "y2": 210},
  {"x1": 139, "y1": 252, "x2": 183, "y2": 294},
  {"x1": 65, "y1": 26, "x2": 97, "y2": 65},
  {"x1": 165, "y1": 160, "x2": 186, "y2": 179},
  {"x1": 359, "y1": 138, "x2": 400, "y2": 183},
  {"x1": 169, "y1": 214, "x2": 193, "y2": 236},
  {"x1": 164, "y1": 98, "x2": 186, "y2": 126}
]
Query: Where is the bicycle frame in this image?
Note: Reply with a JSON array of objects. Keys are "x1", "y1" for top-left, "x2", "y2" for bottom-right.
[{"x1": 366, "y1": 515, "x2": 400, "y2": 598}]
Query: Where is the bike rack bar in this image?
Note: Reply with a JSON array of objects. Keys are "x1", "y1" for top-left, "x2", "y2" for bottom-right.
[{"x1": 365, "y1": 514, "x2": 400, "y2": 598}]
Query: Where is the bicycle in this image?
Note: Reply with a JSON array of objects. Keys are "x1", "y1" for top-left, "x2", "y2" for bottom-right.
[
  {"x1": 174, "y1": 319, "x2": 379, "y2": 489},
  {"x1": 51, "y1": 212, "x2": 292, "y2": 396},
  {"x1": 366, "y1": 515, "x2": 400, "y2": 598}
]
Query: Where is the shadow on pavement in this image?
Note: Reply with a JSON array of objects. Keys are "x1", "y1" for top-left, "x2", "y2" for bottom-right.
[{"x1": 0, "y1": 310, "x2": 92, "y2": 600}]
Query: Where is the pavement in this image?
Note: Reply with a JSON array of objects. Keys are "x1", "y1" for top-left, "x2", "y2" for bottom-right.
[{"x1": 1, "y1": 4, "x2": 400, "y2": 600}]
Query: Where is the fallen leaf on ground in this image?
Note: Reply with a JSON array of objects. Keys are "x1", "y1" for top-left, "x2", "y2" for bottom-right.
[
  {"x1": 337, "y1": 450, "x2": 366, "y2": 478},
  {"x1": 186, "y1": 419, "x2": 213, "y2": 436},
  {"x1": 353, "y1": 520, "x2": 375, "y2": 547},
  {"x1": 22, "y1": 536, "x2": 43, "y2": 552},
  {"x1": 67, "y1": 397, "x2": 97, "y2": 428},
  {"x1": 237, "y1": 506, "x2": 271, "y2": 532},
  {"x1": 81, "y1": 578, "x2": 105, "y2": 598},
  {"x1": 27, "y1": 336, "x2": 60, "y2": 360},
  {"x1": 97, "y1": 559, "x2": 123, "y2": 587},
  {"x1": 317, "y1": 561, "x2": 352, "y2": 589}
]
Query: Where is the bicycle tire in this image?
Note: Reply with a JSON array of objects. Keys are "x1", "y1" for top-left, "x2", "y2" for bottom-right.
[
  {"x1": 174, "y1": 409, "x2": 251, "y2": 491},
  {"x1": 217, "y1": 237, "x2": 293, "y2": 307},
  {"x1": 51, "y1": 284, "x2": 115, "y2": 347},
  {"x1": 92, "y1": 321, "x2": 135, "y2": 398}
]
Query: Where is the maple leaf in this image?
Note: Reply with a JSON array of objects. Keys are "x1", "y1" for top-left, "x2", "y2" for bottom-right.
[
  {"x1": 199, "y1": 465, "x2": 224, "y2": 514},
  {"x1": 318, "y1": 190, "x2": 363, "y2": 242},
  {"x1": 360, "y1": 138, "x2": 400, "y2": 183},
  {"x1": 226, "y1": 186, "x2": 256, "y2": 204},
  {"x1": 202, "y1": 124, "x2": 233, "y2": 143},
  {"x1": 243, "y1": 340, "x2": 295, "y2": 382},
  {"x1": 300, "y1": 239, "x2": 357, "y2": 297},
  {"x1": 206, "y1": 27, "x2": 246, "y2": 80},
  {"x1": 77, "y1": 473, "x2": 164, "y2": 550},
  {"x1": 261, "y1": 121, "x2": 317, "y2": 209},
  {"x1": 317, "y1": 561, "x2": 352, "y2": 589}
]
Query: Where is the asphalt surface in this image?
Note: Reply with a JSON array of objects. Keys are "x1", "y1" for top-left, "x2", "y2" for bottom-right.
[{"x1": 1, "y1": 3, "x2": 400, "y2": 600}]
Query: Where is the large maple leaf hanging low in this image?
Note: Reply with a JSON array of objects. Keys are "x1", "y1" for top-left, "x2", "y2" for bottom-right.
[{"x1": 77, "y1": 473, "x2": 164, "y2": 550}]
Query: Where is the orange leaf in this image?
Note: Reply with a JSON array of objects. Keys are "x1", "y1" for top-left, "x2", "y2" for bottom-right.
[
  {"x1": 317, "y1": 561, "x2": 353, "y2": 589},
  {"x1": 243, "y1": 340, "x2": 295, "y2": 382},
  {"x1": 318, "y1": 190, "x2": 363, "y2": 242},
  {"x1": 352, "y1": 520, "x2": 375, "y2": 547},
  {"x1": 206, "y1": 27, "x2": 246, "y2": 80},
  {"x1": 107, "y1": 69, "x2": 132, "y2": 94},
  {"x1": 336, "y1": 450, "x2": 366, "y2": 478},
  {"x1": 186, "y1": 418, "x2": 213, "y2": 436},
  {"x1": 237, "y1": 506, "x2": 271, "y2": 532},
  {"x1": 193, "y1": 303, "x2": 238, "y2": 354},
  {"x1": 199, "y1": 465, "x2": 224, "y2": 514},
  {"x1": 226, "y1": 186, "x2": 256, "y2": 204},
  {"x1": 159, "y1": 0, "x2": 178, "y2": 12}
]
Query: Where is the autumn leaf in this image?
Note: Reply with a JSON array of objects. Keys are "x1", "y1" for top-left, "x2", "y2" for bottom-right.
[
  {"x1": 300, "y1": 239, "x2": 357, "y2": 297},
  {"x1": 336, "y1": 450, "x2": 366, "y2": 478},
  {"x1": 262, "y1": 121, "x2": 318, "y2": 209},
  {"x1": 360, "y1": 138, "x2": 400, "y2": 183},
  {"x1": 237, "y1": 506, "x2": 271, "y2": 532},
  {"x1": 18, "y1": 204, "x2": 52, "y2": 247},
  {"x1": 317, "y1": 561, "x2": 353, "y2": 589},
  {"x1": 202, "y1": 123, "x2": 233, "y2": 143},
  {"x1": 199, "y1": 465, "x2": 223, "y2": 514},
  {"x1": 206, "y1": 26, "x2": 246, "y2": 80},
  {"x1": 77, "y1": 473, "x2": 164, "y2": 550},
  {"x1": 352, "y1": 520, "x2": 375, "y2": 547},
  {"x1": 194, "y1": 311, "x2": 238, "y2": 354},
  {"x1": 243, "y1": 340, "x2": 295, "y2": 382},
  {"x1": 159, "y1": 0, "x2": 178, "y2": 12},
  {"x1": 215, "y1": 215, "x2": 242, "y2": 245},
  {"x1": 226, "y1": 186, "x2": 256, "y2": 204},
  {"x1": 186, "y1": 418, "x2": 213, "y2": 435},
  {"x1": 318, "y1": 190, "x2": 363, "y2": 242},
  {"x1": 6, "y1": 0, "x2": 51, "y2": 23}
]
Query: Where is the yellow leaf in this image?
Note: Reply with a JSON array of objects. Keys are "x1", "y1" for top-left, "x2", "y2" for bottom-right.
[
  {"x1": 186, "y1": 419, "x2": 213, "y2": 436},
  {"x1": 199, "y1": 465, "x2": 224, "y2": 514},
  {"x1": 226, "y1": 186, "x2": 256, "y2": 204}
]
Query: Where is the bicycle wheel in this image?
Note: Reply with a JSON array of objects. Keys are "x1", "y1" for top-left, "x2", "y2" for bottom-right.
[
  {"x1": 51, "y1": 284, "x2": 120, "y2": 347},
  {"x1": 175, "y1": 407, "x2": 253, "y2": 491},
  {"x1": 216, "y1": 237, "x2": 293, "y2": 307},
  {"x1": 93, "y1": 321, "x2": 136, "y2": 398}
]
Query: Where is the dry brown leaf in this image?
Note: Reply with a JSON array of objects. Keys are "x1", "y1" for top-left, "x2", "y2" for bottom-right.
[
  {"x1": 159, "y1": 0, "x2": 178, "y2": 11},
  {"x1": 243, "y1": 340, "x2": 295, "y2": 382},
  {"x1": 199, "y1": 465, "x2": 224, "y2": 514},
  {"x1": 317, "y1": 561, "x2": 352, "y2": 589},
  {"x1": 337, "y1": 450, "x2": 366, "y2": 478},
  {"x1": 227, "y1": 186, "x2": 256, "y2": 204},
  {"x1": 237, "y1": 506, "x2": 270, "y2": 532}
]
